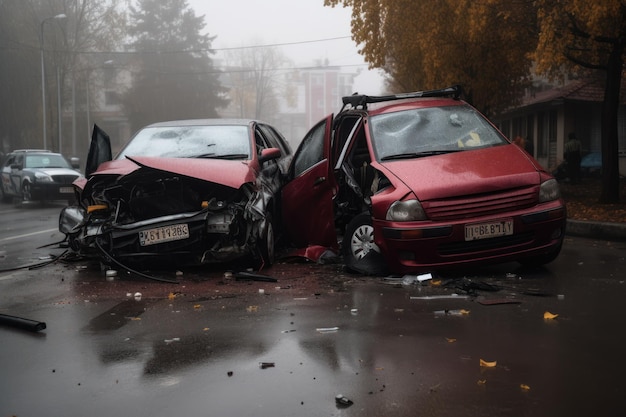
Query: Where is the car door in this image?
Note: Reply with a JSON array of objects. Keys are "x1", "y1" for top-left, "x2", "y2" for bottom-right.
[
  {"x1": 281, "y1": 115, "x2": 337, "y2": 248},
  {"x1": 85, "y1": 124, "x2": 112, "y2": 177},
  {"x1": 9, "y1": 153, "x2": 24, "y2": 195}
]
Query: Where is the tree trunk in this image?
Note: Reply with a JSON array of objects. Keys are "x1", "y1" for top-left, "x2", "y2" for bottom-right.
[{"x1": 599, "y1": 40, "x2": 624, "y2": 204}]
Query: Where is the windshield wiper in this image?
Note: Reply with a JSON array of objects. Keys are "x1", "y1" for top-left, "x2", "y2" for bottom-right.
[
  {"x1": 381, "y1": 150, "x2": 461, "y2": 161},
  {"x1": 195, "y1": 153, "x2": 249, "y2": 160}
]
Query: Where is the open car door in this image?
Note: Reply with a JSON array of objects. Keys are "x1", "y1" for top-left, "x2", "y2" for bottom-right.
[
  {"x1": 281, "y1": 115, "x2": 337, "y2": 249},
  {"x1": 85, "y1": 124, "x2": 112, "y2": 177}
]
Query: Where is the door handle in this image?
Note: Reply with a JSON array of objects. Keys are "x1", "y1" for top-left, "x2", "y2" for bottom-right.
[{"x1": 313, "y1": 176, "x2": 326, "y2": 186}]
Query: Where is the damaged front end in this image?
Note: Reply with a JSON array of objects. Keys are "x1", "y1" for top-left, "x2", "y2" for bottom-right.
[{"x1": 59, "y1": 165, "x2": 274, "y2": 269}]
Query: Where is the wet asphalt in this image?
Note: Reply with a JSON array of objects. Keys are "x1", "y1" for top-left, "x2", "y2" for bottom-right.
[{"x1": 1, "y1": 234, "x2": 625, "y2": 417}]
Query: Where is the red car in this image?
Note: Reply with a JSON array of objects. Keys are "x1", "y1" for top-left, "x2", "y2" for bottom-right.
[
  {"x1": 282, "y1": 86, "x2": 566, "y2": 274},
  {"x1": 59, "y1": 119, "x2": 292, "y2": 271}
]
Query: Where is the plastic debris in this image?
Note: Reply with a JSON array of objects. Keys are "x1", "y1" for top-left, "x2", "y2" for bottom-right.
[
  {"x1": 0, "y1": 313, "x2": 46, "y2": 332},
  {"x1": 543, "y1": 311, "x2": 559, "y2": 320},
  {"x1": 434, "y1": 309, "x2": 470, "y2": 316},
  {"x1": 133, "y1": 292, "x2": 142, "y2": 301},
  {"x1": 401, "y1": 273, "x2": 433, "y2": 285},
  {"x1": 479, "y1": 359, "x2": 497, "y2": 368},
  {"x1": 335, "y1": 394, "x2": 353, "y2": 407},
  {"x1": 350, "y1": 309, "x2": 358, "y2": 315},
  {"x1": 235, "y1": 271, "x2": 277, "y2": 282},
  {"x1": 259, "y1": 362, "x2": 275, "y2": 369},
  {"x1": 316, "y1": 327, "x2": 339, "y2": 333},
  {"x1": 410, "y1": 294, "x2": 469, "y2": 300}
]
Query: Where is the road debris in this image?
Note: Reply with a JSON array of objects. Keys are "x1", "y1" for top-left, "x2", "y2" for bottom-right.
[
  {"x1": 316, "y1": 327, "x2": 339, "y2": 333},
  {"x1": 0, "y1": 313, "x2": 47, "y2": 332},
  {"x1": 543, "y1": 311, "x2": 559, "y2": 320},
  {"x1": 335, "y1": 394, "x2": 353, "y2": 407},
  {"x1": 259, "y1": 362, "x2": 275, "y2": 369},
  {"x1": 479, "y1": 359, "x2": 497, "y2": 368}
]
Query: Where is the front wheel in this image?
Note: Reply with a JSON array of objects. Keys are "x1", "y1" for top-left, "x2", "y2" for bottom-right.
[
  {"x1": 342, "y1": 214, "x2": 387, "y2": 275},
  {"x1": 22, "y1": 182, "x2": 32, "y2": 202}
]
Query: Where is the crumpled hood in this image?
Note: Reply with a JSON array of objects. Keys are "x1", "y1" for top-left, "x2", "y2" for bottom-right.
[
  {"x1": 86, "y1": 156, "x2": 257, "y2": 189},
  {"x1": 376, "y1": 145, "x2": 542, "y2": 200}
]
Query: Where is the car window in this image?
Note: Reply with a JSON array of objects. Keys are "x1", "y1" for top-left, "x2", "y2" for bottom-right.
[
  {"x1": 258, "y1": 124, "x2": 291, "y2": 157},
  {"x1": 370, "y1": 105, "x2": 507, "y2": 161},
  {"x1": 25, "y1": 154, "x2": 71, "y2": 169},
  {"x1": 292, "y1": 119, "x2": 326, "y2": 177},
  {"x1": 117, "y1": 125, "x2": 252, "y2": 159}
]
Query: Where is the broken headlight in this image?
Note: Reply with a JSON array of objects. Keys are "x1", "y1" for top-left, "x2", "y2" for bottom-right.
[
  {"x1": 59, "y1": 206, "x2": 87, "y2": 234},
  {"x1": 386, "y1": 199, "x2": 427, "y2": 221}
]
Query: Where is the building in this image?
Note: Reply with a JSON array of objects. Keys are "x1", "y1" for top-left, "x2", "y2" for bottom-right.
[{"x1": 494, "y1": 78, "x2": 626, "y2": 176}]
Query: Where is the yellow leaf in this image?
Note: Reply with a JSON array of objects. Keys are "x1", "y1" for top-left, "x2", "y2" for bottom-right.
[
  {"x1": 544, "y1": 311, "x2": 559, "y2": 320},
  {"x1": 479, "y1": 358, "x2": 497, "y2": 367},
  {"x1": 445, "y1": 337, "x2": 457, "y2": 343},
  {"x1": 477, "y1": 379, "x2": 487, "y2": 385},
  {"x1": 459, "y1": 309, "x2": 471, "y2": 315},
  {"x1": 168, "y1": 292, "x2": 176, "y2": 300},
  {"x1": 520, "y1": 384, "x2": 531, "y2": 391}
]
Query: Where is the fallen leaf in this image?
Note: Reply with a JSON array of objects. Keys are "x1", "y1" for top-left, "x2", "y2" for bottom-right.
[
  {"x1": 544, "y1": 311, "x2": 559, "y2": 320},
  {"x1": 479, "y1": 358, "x2": 497, "y2": 368},
  {"x1": 477, "y1": 379, "x2": 487, "y2": 385},
  {"x1": 168, "y1": 292, "x2": 176, "y2": 300},
  {"x1": 246, "y1": 305, "x2": 258, "y2": 312},
  {"x1": 193, "y1": 304, "x2": 202, "y2": 310},
  {"x1": 520, "y1": 384, "x2": 531, "y2": 391},
  {"x1": 445, "y1": 337, "x2": 457, "y2": 343}
]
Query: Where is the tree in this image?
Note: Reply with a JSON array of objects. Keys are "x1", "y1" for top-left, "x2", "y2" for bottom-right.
[
  {"x1": 0, "y1": 0, "x2": 127, "y2": 154},
  {"x1": 123, "y1": 0, "x2": 227, "y2": 132},
  {"x1": 324, "y1": 0, "x2": 538, "y2": 116},
  {"x1": 533, "y1": 0, "x2": 625, "y2": 204},
  {"x1": 223, "y1": 42, "x2": 289, "y2": 122}
]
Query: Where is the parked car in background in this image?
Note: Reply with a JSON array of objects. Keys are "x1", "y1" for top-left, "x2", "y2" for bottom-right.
[
  {"x1": 282, "y1": 86, "x2": 567, "y2": 275},
  {"x1": 59, "y1": 119, "x2": 292, "y2": 271},
  {"x1": 0, "y1": 149, "x2": 81, "y2": 204}
]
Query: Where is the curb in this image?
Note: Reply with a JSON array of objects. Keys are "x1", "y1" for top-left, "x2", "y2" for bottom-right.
[{"x1": 566, "y1": 219, "x2": 626, "y2": 242}]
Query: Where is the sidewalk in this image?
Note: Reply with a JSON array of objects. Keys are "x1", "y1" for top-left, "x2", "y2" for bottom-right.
[{"x1": 566, "y1": 218, "x2": 626, "y2": 241}]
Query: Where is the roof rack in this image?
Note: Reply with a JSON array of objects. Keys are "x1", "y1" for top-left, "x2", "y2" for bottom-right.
[{"x1": 341, "y1": 85, "x2": 463, "y2": 111}]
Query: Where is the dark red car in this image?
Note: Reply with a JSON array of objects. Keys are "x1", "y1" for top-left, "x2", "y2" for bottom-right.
[
  {"x1": 282, "y1": 86, "x2": 566, "y2": 274},
  {"x1": 59, "y1": 119, "x2": 292, "y2": 271}
]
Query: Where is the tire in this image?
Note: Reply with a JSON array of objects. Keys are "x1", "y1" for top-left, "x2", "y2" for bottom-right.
[
  {"x1": 342, "y1": 213, "x2": 387, "y2": 275},
  {"x1": 21, "y1": 182, "x2": 32, "y2": 202}
]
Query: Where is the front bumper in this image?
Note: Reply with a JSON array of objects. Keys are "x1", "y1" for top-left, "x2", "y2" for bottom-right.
[{"x1": 375, "y1": 202, "x2": 566, "y2": 273}]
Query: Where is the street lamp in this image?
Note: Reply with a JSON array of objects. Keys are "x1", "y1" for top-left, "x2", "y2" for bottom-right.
[{"x1": 40, "y1": 13, "x2": 66, "y2": 150}]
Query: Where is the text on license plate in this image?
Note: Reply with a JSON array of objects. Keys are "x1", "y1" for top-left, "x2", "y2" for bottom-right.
[
  {"x1": 465, "y1": 220, "x2": 513, "y2": 241},
  {"x1": 139, "y1": 224, "x2": 189, "y2": 246}
]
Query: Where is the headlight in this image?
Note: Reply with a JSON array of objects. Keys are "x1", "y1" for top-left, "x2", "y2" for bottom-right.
[
  {"x1": 539, "y1": 179, "x2": 561, "y2": 203},
  {"x1": 59, "y1": 206, "x2": 87, "y2": 234},
  {"x1": 34, "y1": 172, "x2": 53, "y2": 182},
  {"x1": 386, "y1": 199, "x2": 427, "y2": 221}
]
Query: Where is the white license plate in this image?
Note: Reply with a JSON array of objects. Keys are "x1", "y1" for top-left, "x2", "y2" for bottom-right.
[
  {"x1": 139, "y1": 224, "x2": 189, "y2": 246},
  {"x1": 60, "y1": 187, "x2": 74, "y2": 194},
  {"x1": 465, "y1": 220, "x2": 513, "y2": 241}
]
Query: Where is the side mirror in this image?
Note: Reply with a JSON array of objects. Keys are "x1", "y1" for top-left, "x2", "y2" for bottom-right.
[
  {"x1": 10, "y1": 163, "x2": 22, "y2": 170},
  {"x1": 258, "y1": 147, "x2": 281, "y2": 164},
  {"x1": 70, "y1": 157, "x2": 80, "y2": 170}
]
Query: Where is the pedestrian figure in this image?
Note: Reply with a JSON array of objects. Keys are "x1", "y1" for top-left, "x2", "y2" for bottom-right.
[{"x1": 564, "y1": 132, "x2": 582, "y2": 183}]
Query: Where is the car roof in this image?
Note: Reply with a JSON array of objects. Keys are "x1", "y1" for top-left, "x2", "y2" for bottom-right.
[
  {"x1": 143, "y1": 119, "x2": 264, "y2": 128},
  {"x1": 11, "y1": 149, "x2": 51, "y2": 153}
]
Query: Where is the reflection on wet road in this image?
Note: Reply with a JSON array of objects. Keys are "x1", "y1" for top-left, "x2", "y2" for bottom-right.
[{"x1": 1, "y1": 236, "x2": 625, "y2": 416}]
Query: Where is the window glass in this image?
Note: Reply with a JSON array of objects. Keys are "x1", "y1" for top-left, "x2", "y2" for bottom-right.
[
  {"x1": 118, "y1": 125, "x2": 251, "y2": 159},
  {"x1": 25, "y1": 154, "x2": 71, "y2": 169},
  {"x1": 370, "y1": 105, "x2": 507, "y2": 161},
  {"x1": 293, "y1": 119, "x2": 326, "y2": 177}
]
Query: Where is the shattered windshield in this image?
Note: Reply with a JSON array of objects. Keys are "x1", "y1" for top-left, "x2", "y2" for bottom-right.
[
  {"x1": 370, "y1": 105, "x2": 507, "y2": 161},
  {"x1": 117, "y1": 125, "x2": 252, "y2": 160}
]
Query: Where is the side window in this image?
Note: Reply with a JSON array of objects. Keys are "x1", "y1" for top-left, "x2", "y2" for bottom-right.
[
  {"x1": 258, "y1": 124, "x2": 291, "y2": 157},
  {"x1": 254, "y1": 127, "x2": 269, "y2": 154},
  {"x1": 292, "y1": 119, "x2": 326, "y2": 178}
]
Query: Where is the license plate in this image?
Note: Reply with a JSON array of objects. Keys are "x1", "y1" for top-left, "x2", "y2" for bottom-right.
[
  {"x1": 139, "y1": 224, "x2": 189, "y2": 246},
  {"x1": 60, "y1": 187, "x2": 74, "y2": 194},
  {"x1": 465, "y1": 220, "x2": 513, "y2": 241}
]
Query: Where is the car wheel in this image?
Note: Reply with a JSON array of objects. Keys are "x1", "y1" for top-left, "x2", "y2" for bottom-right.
[
  {"x1": 21, "y1": 182, "x2": 32, "y2": 202},
  {"x1": 256, "y1": 213, "x2": 275, "y2": 268},
  {"x1": 342, "y1": 213, "x2": 387, "y2": 275}
]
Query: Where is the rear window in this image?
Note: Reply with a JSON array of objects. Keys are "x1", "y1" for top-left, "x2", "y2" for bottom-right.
[{"x1": 370, "y1": 105, "x2": 507, "y2": 161}]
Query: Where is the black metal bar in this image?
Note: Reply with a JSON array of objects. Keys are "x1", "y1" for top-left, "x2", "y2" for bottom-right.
[{"x1": 0, "y1": 313, "x2": 47, "y2": 332}]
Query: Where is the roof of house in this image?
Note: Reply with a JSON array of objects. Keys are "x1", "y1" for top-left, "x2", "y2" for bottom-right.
[{"x1": 520, "y1": 78, "x2": 626, "y2": 107}]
